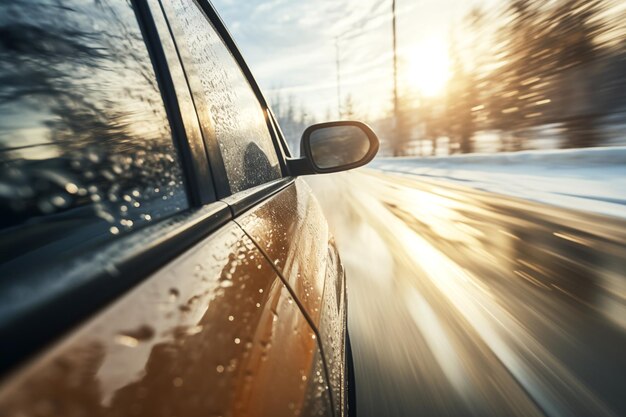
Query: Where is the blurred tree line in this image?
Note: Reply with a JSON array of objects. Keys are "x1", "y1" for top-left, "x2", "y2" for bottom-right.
[
  {"x1": 390, "y1": 0, "x2": 626, "y2": 156},
  {"x1": 270, "y1": 92, "x2": 358, "y2": 156},
  {"x1": 270, "y1": 92, "x2": 316, "y2": 156}
]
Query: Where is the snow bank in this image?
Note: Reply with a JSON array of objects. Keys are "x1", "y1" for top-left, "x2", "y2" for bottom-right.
[{"x1": 370, "y1": 147, "x2": 626, "y2": 219}]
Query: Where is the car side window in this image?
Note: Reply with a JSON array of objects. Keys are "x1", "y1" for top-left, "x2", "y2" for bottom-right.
[
  {"x1": 162, "y1": 0, "x2": 282, "y2": 194},
  {"x1": 0, "y1": 1, "x2": 188, "y2": 267}
]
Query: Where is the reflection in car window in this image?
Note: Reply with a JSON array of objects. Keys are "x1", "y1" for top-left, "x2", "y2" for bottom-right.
[
  {"x1": 163, "y1": 0, "x2": 281, "y2": 193},
  {"x1": 0, "y1": 1, "x2": 188, "y2": 266}
]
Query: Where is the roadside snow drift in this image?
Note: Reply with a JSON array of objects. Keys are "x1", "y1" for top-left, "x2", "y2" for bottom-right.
[{"x1": 370, "y1": 147, "x2": 626, "y2": 219}]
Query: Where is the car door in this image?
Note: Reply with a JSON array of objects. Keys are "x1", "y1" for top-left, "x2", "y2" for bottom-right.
[
  {"x1": 0, "y1": 1, "x2": 333, "y2": 416},
  {"x1": 157, "y1": 1, "x2": 348, "y2": 415},
  {"x1": 233, "y1": 180, "x2": 347, "y2": 417}
]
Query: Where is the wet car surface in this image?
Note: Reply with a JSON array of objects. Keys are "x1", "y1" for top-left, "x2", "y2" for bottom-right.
[{"x1": 0, "y1": 1, "x2": 379, "y2": 416}]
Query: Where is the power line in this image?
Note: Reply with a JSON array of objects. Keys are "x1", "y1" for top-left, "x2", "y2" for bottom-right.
[
  {"x1": 335, "y1": 38, "x2": 342, "y2": 119},
  {"x1": 392, "y1": 0, "x2": 399, "y2": 125},
  {"x1": 334, "y1": 0, "x2": 410, "y2": 123},
  {"x1": 335, "y1": 2, "x2": 417, "y2": 40}
]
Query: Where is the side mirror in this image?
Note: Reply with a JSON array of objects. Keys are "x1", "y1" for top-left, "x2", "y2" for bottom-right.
[{"x1": 287, "y1": 121, "x2": 379, "y2": 175}]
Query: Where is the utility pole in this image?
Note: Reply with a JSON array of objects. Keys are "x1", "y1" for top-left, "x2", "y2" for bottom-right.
[
  {"x1": 392, "y1": 0, "x2": 399, "y2": 123},
  {"x1": 335, "y1": 37, "x2": 342, "y2": 119}
]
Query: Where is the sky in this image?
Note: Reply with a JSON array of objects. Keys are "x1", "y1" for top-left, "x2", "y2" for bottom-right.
[{"x1": 212, "y1": 0, "x2": 500, "y2": 121}]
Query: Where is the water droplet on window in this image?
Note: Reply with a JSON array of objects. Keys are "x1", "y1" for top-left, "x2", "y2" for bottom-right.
[
  {"x1": 88, "y1": 152, "x2": 100, "y2": 163},
  {"x1": 51, "y1": 195, "x2": 69, "y2": 208},
  {"x1": 120, "y1": 219, "x2": 133, "y2": 227},
  {"x1": 65, "y1": 183, "x2": 79, "y2": 194}
]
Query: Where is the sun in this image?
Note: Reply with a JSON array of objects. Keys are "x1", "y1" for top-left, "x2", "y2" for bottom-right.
[{"x1": 404, "y1": 38, "x2": 451, "y2": 98}]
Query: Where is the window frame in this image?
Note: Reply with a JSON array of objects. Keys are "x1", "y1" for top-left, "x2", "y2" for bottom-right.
[
  {"x1": 144, "y1": 0, "x2": 217, "y2": 206},
  {"x1": 164, "y1": 0, "x2": 292, "y2": 199}
]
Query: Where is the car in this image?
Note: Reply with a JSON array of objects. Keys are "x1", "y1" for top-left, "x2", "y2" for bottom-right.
[{"x1": 0, "y1": 1, "x2": 378, "y2": 416}]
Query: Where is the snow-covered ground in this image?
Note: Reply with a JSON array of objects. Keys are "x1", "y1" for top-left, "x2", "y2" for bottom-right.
[{"x1": 370, "y1": 147, "x2": 626, "y2": 219}]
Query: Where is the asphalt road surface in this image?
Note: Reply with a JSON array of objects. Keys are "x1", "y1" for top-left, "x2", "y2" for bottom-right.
[{"x1": 306, "y1": 169, "x2": 626, "y2": 417}]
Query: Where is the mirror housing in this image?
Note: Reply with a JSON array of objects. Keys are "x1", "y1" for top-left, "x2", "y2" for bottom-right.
[{"x1": 287, "y1": 121, "x2": 379, "y2": 176}]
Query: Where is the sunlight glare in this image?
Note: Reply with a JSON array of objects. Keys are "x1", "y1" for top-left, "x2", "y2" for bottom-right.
[{"x1": 405, "y1": 39, "x2": 451, "y2": 98}]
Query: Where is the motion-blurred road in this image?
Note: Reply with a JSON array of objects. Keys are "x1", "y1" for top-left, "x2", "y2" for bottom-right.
[{"x1": 307, "y1": 170, "x2": 626, "y2": 417}]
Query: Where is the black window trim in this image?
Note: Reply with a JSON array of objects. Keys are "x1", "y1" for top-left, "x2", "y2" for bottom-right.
[
  {"x1": 156, "y1": 0, "x2": 232, "y2": 200},
  {"x1": 222, "y1": 176, "x2": 295, "y2": 217},
  {"x1": 268, "y1": 106, "x2": 293, "y2": 158},
  {"x1": 147, "y1": 0, "x2": 298, "y2": 219},
  {"x1": 193, "y1": 0, "x2": 291, "y2": 182},
  {"x1": 177, "y1": 0, "x2": 300, "y2": 217},
  {"x1": 140, "y1": 0, "x2": 216, "y2": 206}
]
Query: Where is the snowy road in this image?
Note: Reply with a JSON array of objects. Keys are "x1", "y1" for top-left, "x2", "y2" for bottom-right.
[
  {"x1": 371, "y1": 147, "x2": 626, "y2": 219},
  {"x1": 307, "y1": 170, "x2": 626, "y2": 417}
]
